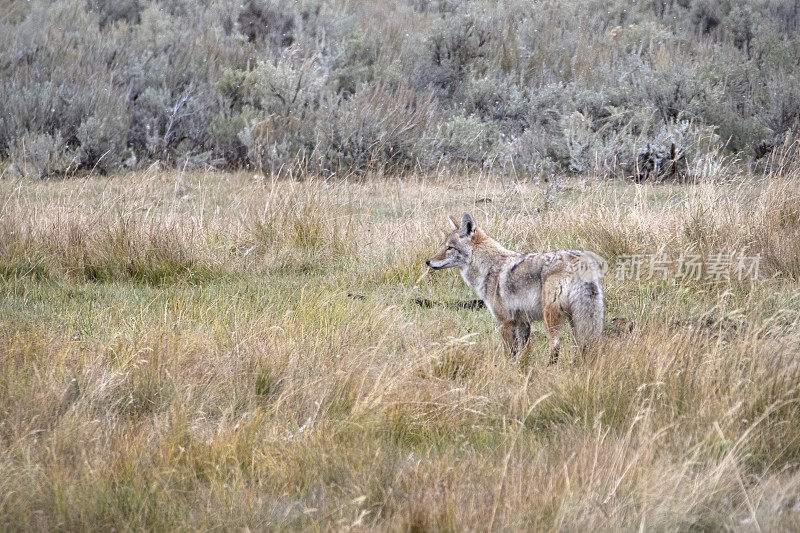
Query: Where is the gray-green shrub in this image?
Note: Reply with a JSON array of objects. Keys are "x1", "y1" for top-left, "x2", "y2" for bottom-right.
[{"x1": 2, "y1": 0, "x2": 800, "y2": 177}]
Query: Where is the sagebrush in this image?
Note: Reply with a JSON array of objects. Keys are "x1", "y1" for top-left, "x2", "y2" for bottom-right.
[{"x1": 2, "y1": 0, "x2": 800, "y2": 176}]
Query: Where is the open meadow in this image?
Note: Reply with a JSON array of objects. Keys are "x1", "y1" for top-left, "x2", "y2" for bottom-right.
[{"x1": 2, "y1": 166, "x2": 800, "y2": 530}]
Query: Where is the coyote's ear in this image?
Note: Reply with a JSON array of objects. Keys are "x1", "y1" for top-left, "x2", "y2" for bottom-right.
[
  {"x1": 460, "y1": 213, "x2": 476, "y2": 238},
  {"x1": 448, "y1": 214, "x2": 460, "y2": 231}
]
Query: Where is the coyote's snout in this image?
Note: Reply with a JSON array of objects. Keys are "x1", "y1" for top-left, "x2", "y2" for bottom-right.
[{"x1": 427, "y1": 213, "x2": 605, "y2": 364}]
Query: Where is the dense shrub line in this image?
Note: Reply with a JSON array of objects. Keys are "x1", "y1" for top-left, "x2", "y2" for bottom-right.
[{"x1": 1, "y1": 0, "x2": 799, "y2": 177}]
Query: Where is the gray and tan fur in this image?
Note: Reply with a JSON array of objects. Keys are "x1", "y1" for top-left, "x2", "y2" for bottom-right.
[{"x1": 426, "y1": 213, "x2": 604, "y2": 364}]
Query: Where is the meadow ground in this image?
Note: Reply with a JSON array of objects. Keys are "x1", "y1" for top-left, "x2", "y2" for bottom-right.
[{"x1": 2, "y1": 168, "x2": 800, "y2": 530}]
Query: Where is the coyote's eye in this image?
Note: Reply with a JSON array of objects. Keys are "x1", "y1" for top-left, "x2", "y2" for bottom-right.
[{"x1": 446, "y1": 246, "x2": 454, "y2": 251}]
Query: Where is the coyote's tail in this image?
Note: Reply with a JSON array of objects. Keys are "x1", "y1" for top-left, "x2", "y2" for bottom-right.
[{"x1": 569, "y1": 281, "x2": 604, "y2": 350}]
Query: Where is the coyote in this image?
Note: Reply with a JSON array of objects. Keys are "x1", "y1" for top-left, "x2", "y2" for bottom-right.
[{"x1": 426, "y1": 214, "x2": 605, "y2": 364}]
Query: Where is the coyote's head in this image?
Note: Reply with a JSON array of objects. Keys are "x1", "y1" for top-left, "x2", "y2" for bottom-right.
[{"x1": 426, "y1": 213, "x2": 478, "y2": 270}]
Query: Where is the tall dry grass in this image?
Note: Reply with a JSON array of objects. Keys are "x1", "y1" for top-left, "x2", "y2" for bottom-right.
[{"x1": 1, "y1": 166, "x2": 800, "y2": 529}]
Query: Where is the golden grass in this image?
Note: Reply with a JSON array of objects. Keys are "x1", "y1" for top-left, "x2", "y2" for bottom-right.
[{"x1": 1, "y1": 168, "x2": 800, "y2": 530}]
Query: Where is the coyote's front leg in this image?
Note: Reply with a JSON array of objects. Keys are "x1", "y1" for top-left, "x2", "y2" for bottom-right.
[
  {"x1": 500, "y1": 319, "x2": 530, "y2": 359},
  {"x1": 513, "y1": 319, "x2": 530, "y2": 358},
  {"x1": 499, "y1": 320, "x2": 517, "y2": 357}
]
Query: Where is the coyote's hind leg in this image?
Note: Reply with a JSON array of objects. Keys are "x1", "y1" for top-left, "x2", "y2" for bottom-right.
[{"x1": 543, "y1": 305, "x2": 565, "y2": 365}]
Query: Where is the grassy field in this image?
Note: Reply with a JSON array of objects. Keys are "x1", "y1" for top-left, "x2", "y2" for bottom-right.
[{"x1": 2, "y1": 168, "x2": 800, "y2": 530}]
